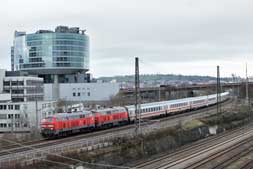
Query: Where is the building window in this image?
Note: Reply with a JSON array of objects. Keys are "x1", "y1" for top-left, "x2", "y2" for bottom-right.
[
  {"x1": 15, "y1": 105, "x2": 20, "y2": 110},
  {"x1": 3, "y1": 81, "x2": 10, "y2": 86},
  {"x1": 87, "y1": 92, "x2": 90, "y2": 96},
  {"x1": 78, "y1": 92, "x2": 80, "y2": 96},
  {"x1": 0, "y1": 123, "x2": 7, "y2": 128},
  {"x1": 8, "y1": 114, "x2": 13, "y2": 119},
  {"x1": 73, "y1": 93, "x2": 76, "y2": 97},
  {"x1": 0, "y1": 105, "x2": 7, "y2": 110},
  {"x1": 8, "y1": 105, "x2": 13, "y2": 110},
  {"x1": 11, "y1": 81, "x2": 18, "y2": 86},
  {"x1": 15, "y1": 114, "x2": 20, "y2": 119},
  {"x1": 12, "y1": 89, "x2": 24, "y2": 94},
  {"x1": 0, "y1": 114, "x2": 7, "y2": 119}
]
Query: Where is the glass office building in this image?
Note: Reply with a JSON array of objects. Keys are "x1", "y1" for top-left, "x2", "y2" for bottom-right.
[{"x1": 11, "y1": 26, "x2": 89, "y2": 75}]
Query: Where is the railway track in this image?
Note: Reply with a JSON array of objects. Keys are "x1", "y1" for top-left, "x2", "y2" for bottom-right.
[
  {"x1": 134, "y1": 124, "x2": 253, "y2": 169},
  {"x1": 239, "y1": 160, "x2": 253, "y2": 169},
  {"x1": 186, "y1": 137, "x2": 253, "y2": 169}
]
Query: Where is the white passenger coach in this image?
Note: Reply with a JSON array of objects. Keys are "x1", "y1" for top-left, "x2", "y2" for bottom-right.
[{"x1": 126, "y1": 92, "x2": 229, "y2": 122}]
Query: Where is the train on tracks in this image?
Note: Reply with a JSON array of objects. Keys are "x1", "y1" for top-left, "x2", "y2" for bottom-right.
[{"x1": 40, "y1": 92, "x2": 229, "y2": 138}]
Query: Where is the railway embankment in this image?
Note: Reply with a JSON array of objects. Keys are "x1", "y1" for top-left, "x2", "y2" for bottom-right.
[{"x1": 13, "y1": 104, "x2": 253, "y2": 169}]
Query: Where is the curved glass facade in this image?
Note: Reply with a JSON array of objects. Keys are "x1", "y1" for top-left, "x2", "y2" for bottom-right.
[{"x1": 13, "y1": 32, "x2": 89, "y2": 74}]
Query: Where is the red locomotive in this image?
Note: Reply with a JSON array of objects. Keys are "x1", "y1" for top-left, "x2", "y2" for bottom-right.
[
  {"x1": 92, "y1": 107, "x2": 129, "y2": 128},
  {"x1": 41, "y1": 111, "x2": 95, "y2": 137},
  {"x1": 41, "y1": 107, "x2": 129, "y2": 138}
]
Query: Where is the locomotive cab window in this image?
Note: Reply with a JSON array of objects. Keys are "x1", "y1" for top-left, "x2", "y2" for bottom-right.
[{"x1": 45, "y1": 117, "x2": 54, "y2": 122}]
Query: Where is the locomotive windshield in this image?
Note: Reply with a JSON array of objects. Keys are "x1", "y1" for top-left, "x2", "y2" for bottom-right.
[{"x1": 45, "y1": 117, "x2": 54, "y2": 122}]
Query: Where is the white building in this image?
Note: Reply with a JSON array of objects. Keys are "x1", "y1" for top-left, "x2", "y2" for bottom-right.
[
  {"x1": 0, "y1": 101, "x2": 57, "y2": 132},
  {"x1": 0, "y1": 69, "x2": 53, "y2": 132},
  {"x1": 44, "y1": 82, "x2": 120, "y2": 101}
]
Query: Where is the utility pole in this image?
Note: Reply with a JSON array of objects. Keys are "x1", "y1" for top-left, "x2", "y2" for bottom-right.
[
  {"x1": 35, "y1": 99, "x2": 38, "y2": 130},
  {"x1": 135, "y1": 57, "x2": 141, "y2": 134},
  {"x1": 217, "y1": 66, "x2": 221, "y2": 114},
  {"x1": 246, "y1": 62, "x2": 249, "y2": 105}
]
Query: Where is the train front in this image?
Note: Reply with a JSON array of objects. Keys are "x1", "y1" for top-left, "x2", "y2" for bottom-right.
[{"x1": 40, "y1": 116, "x2": 57, "y2": 138}]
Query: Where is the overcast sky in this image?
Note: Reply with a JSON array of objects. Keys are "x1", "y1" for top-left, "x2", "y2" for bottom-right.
[{"x1": 1, "y1": 0, "x2": 253, "y2": 78}]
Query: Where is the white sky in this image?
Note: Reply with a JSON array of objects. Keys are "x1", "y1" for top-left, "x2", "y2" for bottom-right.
[{"x1": 0, "y1": 0, "x2": 253, "y2": 78}]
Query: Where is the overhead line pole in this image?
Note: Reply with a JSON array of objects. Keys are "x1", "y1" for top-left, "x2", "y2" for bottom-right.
[
  {"x1": 217, "y1": 66, "x2": 221, "y2": 114},
  {"x1": 135, "y1": 57, "x2": 141, "y2": 134},
  {"x1": 246, "y1": 62, "x2": 249, "y2": 105}
]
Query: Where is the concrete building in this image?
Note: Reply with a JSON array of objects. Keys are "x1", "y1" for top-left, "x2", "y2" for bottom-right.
[
  {"x1": 3, "y1": 76, "x2": 44, "y2": 102},
  {"x1": 0, "y1": 70, "x2": 44, "y2": 102}
]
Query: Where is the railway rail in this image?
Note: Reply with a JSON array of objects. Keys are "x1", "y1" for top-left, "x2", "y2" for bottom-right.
[
  {"x1": 239, "y1": 160, "x2": 253, "y2": 169},
  {"x1": 186, "y1": 137, "x2": 253, "y2": 169},
  {"x1": 0, "y1": 98, "x2": 234, "y2": 167},
  {"x1": 134, "y1": 124, "x2": 253, "y2": 169}
]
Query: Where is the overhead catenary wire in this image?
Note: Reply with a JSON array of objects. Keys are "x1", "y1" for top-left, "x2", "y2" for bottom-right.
[{"x1": 0, "y1": 138, "x2": 130, "y2": 169}]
